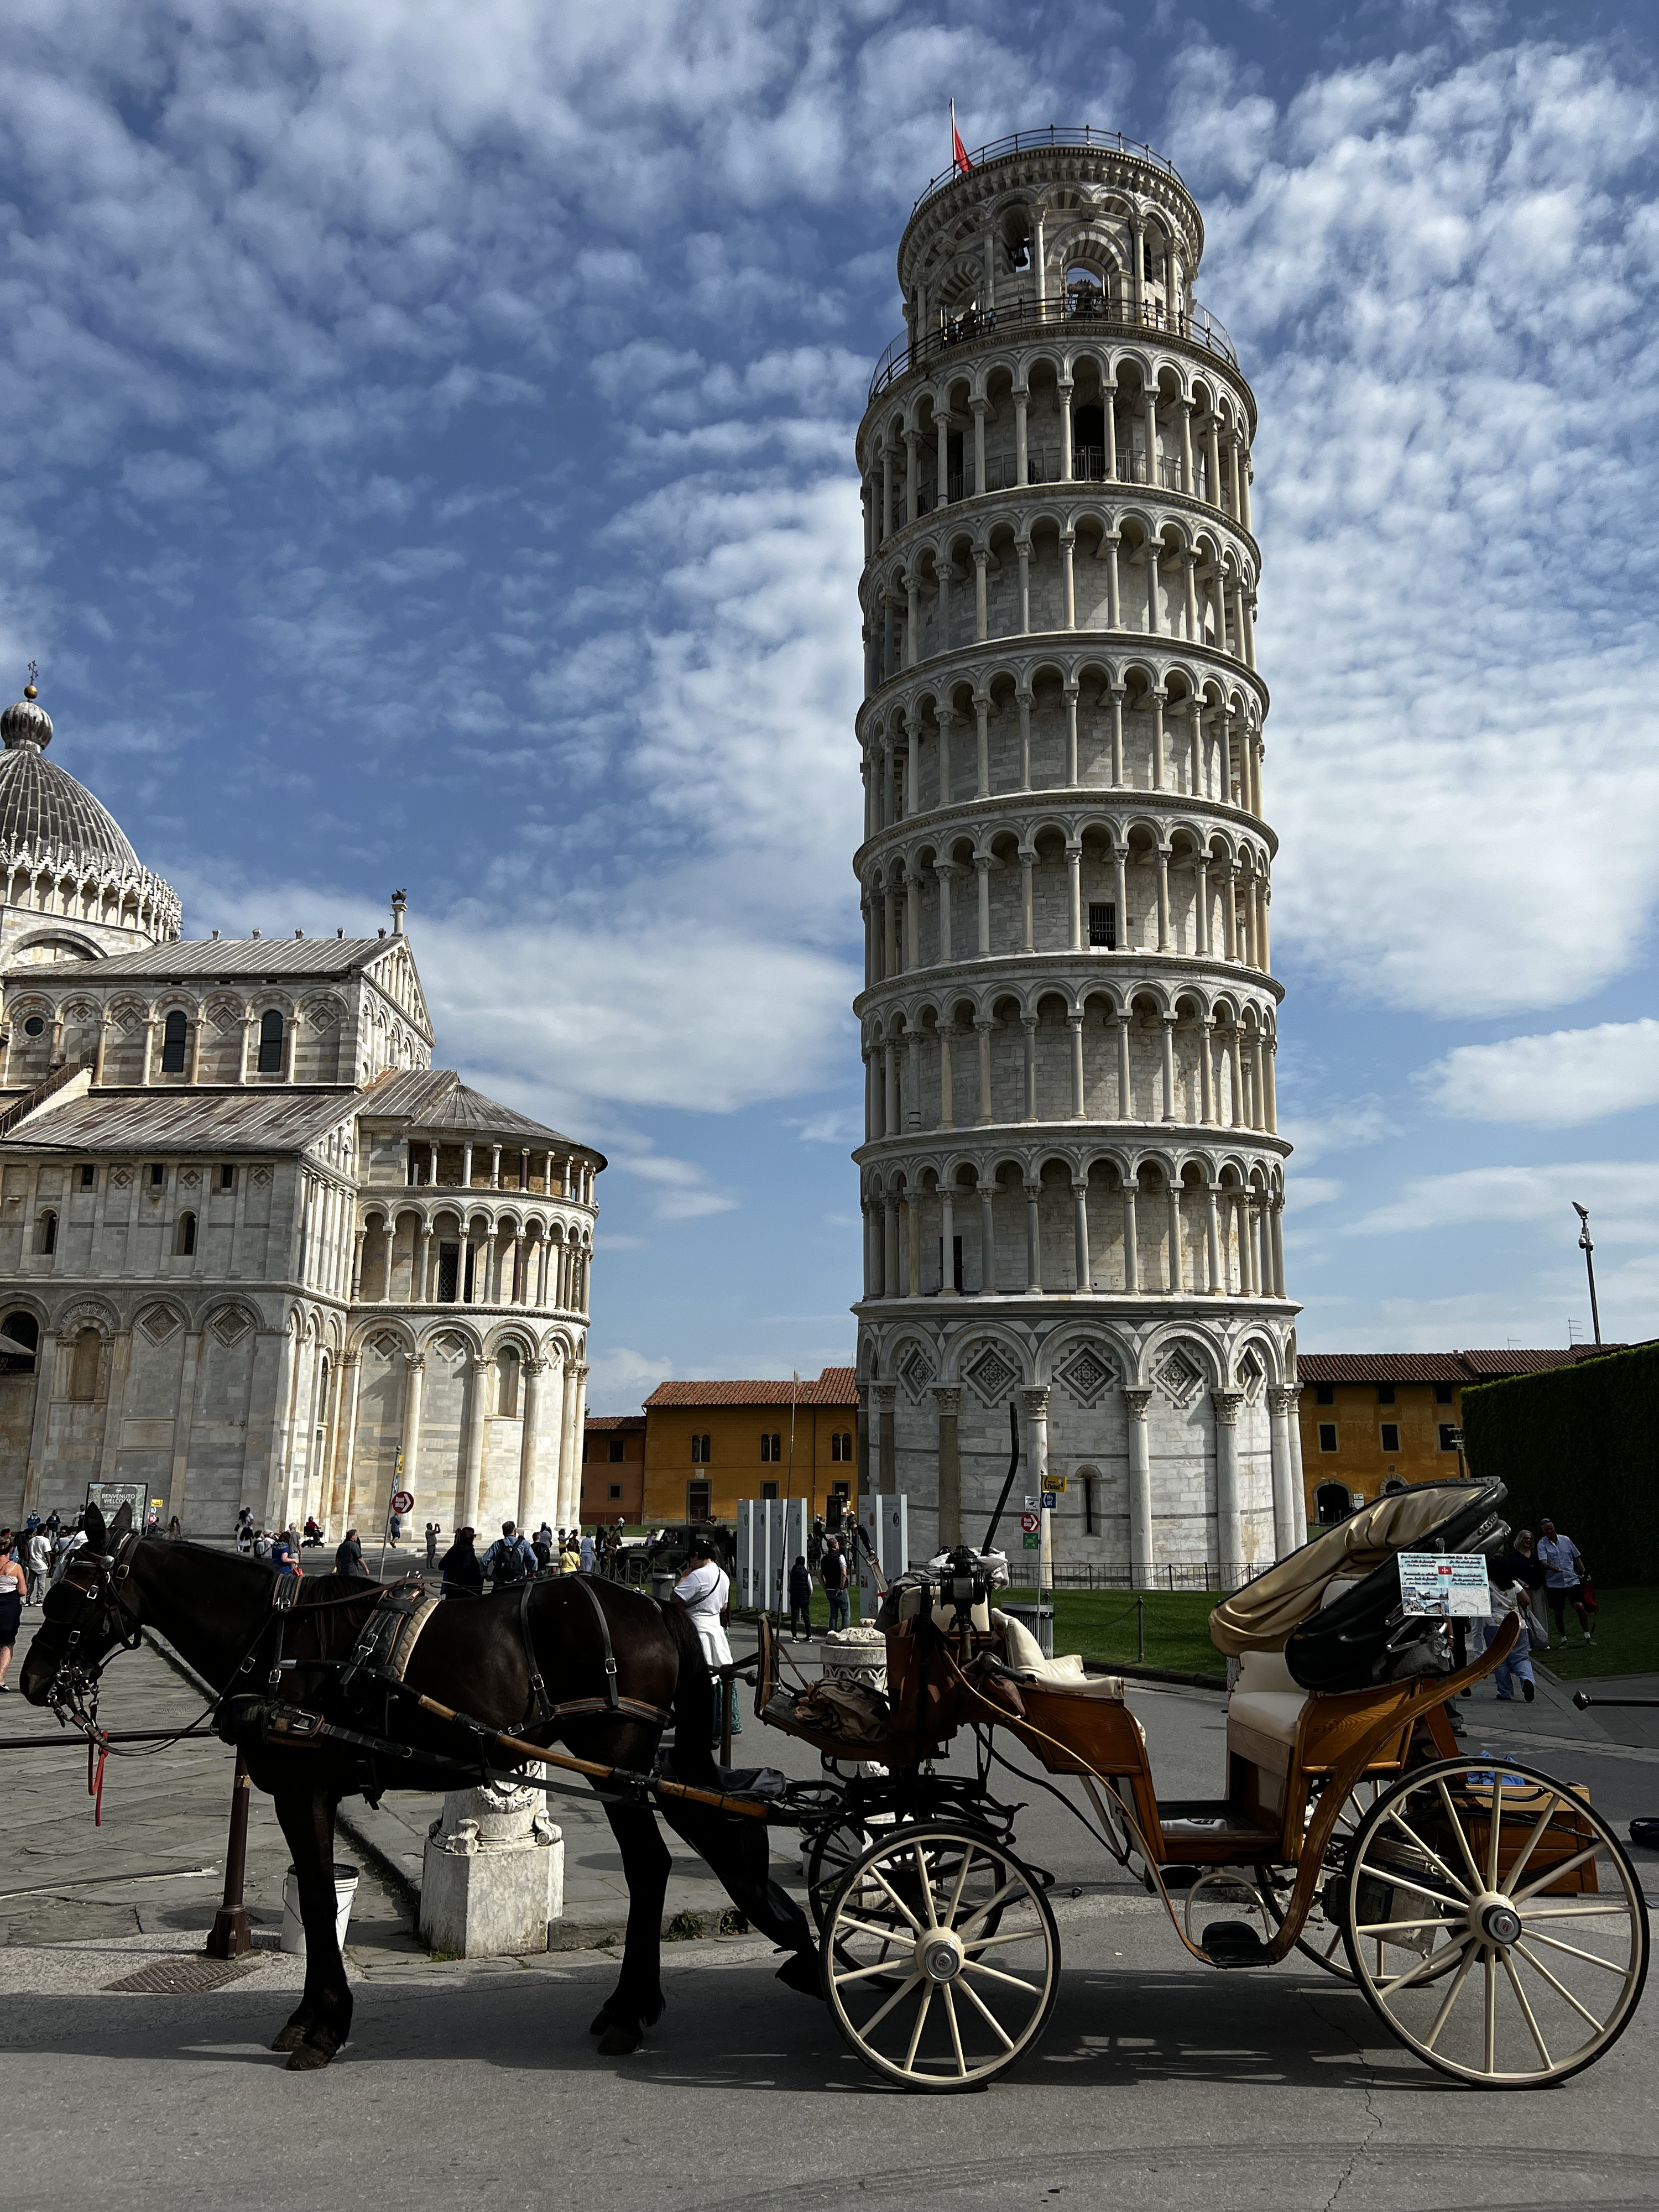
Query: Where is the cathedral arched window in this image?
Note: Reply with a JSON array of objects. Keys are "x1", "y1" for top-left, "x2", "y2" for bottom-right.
[
  {"x1": 34, "y1": 1209, "x2": 57, "y2": 1255},
  {"x1": 0, "y1": 1310, "x2": 39, "y2": 1375},
  {"x1": 174, "y1": 1212, "x2": 196, "y2": 1256},
  {"x1": 160, "y1": 1009, "x2": 187, "y2": 1074},
  {"x1": 497, "y1": 1345, "x2": 521, "y2": 1418},
  {"x1": 69, "y1": 1327, "x2": 101, "y2": 1400},
  {"x1": 257, "y1": 1010, "x2": 285, "y2": 1072}
]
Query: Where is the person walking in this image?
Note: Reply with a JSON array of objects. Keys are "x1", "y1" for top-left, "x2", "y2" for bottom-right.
[
  {"x1": 0, "y1": 1535, "x2": 25, "y2": 1692},
  {"x1": 787, "y1": 1553, "x2": 813, "y2": 1641},
  {"x1": 1537, "y1": 1520, "x2": 1594, "y2": 1646},
  {"x1": 25, "y1": 1526, "x2": 50, "y2": 1605},
  {"x1": 535, "y1": 1519, "x2": 553, "y2": 1556},
  {"x1": 270, "y1": 1527, "x2": 300, "y2": 1578},
  {"x1": 166, "y1": 1515, "x2": 181, "y2": 1540},
  {"x1": 439, "y1": 1527, "x2": 484, "y2": 1598},
  {"x1": 579, "y1": 1530, "x2": 596, "y2": 1574},
  {"x1": 674, "y1": 1535, "x2": 737, "y2": 1741},
  {"x1": 335, "y1": 1526, "x2": 366, "y2": 1577},
  {"x1": 235, "y1": 1507, "x2": 253, "y2": 1556},
  {"x1": 1486, "y1": 1571, "x2": 1537, "y2": 1702},
  {"x1": 482, "y1": 1522, "x2": 535, "y2": 1588},
  {"x1": 558, "y1": 1532, "x2": 581, "y2": 1574},
  {"x1": 51, "y1": 1524, "x2": 87, "y2": 1583},
  {"x1": 821, "y1": 1537, "x2": 849, "y2": 1633}
]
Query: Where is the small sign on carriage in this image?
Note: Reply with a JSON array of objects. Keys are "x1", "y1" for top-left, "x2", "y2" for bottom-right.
[{"x1": 1397, "y1": 1552, "x2": 1491, "y2": 1618}]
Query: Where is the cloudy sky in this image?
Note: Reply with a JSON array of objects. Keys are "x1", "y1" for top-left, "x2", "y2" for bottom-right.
[{"x1": 4, "y1": 0, "x2": 1657, "y2": 1404}]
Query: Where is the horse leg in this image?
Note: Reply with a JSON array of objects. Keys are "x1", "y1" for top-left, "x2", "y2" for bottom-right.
[
  {"x1": 658, "y1": 1799, "x2": 820, "y2": 1994},
  {"x1": 590, "y1": 1798, "x2": 671, "y2": 2056},
  {"x1": 270, "y1": 1782, "x2": 354, "y2": 2070}
]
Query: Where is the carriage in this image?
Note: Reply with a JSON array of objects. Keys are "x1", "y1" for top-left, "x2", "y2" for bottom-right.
[{"x1": 750, "y1": 1479, "x2": 1649, "y2": 2093}]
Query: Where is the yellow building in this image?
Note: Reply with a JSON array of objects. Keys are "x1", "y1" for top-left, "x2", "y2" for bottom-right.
[
  {"x1": 640, "y1": 1367, "x2": 858, "y2": 1525},
  {"x1": 1297, "y1": 1348, "x2": 1618, "y2": 1526}
]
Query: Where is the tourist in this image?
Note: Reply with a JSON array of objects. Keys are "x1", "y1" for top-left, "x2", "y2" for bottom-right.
[
  {"x1": 252, "y1": 1528, "x2": 272, "y2": 1562},
  {"x1": 674, "y1": 1534, "x2": 737, "y2": 1741},
  {"x1": 25, "y1": 1526, "x2": 50, "y2": 1605},
  {"x1": 787, "y1": 1554, "x2": 813, "y2": 1641},
  {"x1": 1537, "y1": 1520, "x2": 1594, "y2": 1646},
  {"x1": 1488, "y1": 1572, "x2": 1536, "y2": 1703},
  {"x1": 235, "y1": 1507, "x2": 253, "y2": 1555},
  {"x1": 0, "y1": 1533, "x2": 25, "y2": 1692},
  {"x1": 579, "y1": 1529, "x2": 596, "y2": 1573},
  {"x1": 535, "y1": 1519, "x2": 553, "y2": 1556},
  {"x1": 336, "y1": 1527, "x2": 366, "y2": 1577},
  {"x1": 425, "y1": 1522, "x2": 440, "y2": 1569},
  {"x1": 559, "y1": 1532, "x2": 581, "y2": 1574},
  {"x1": 270, "y1": 1527, "x2": 300, "y2": 1577},
  {"x1": 302, "y1": 1516, "x2": 324, "y2": 1547},
  {"x1": 51, "y1": 1523, "x2": 87, "y2": 1582},
  {"x1": 439, "y1": 1527, "x2": 484, "y2": 1598},
  {"x1": 483, "y1": 1521, "x2": 535, "y2": 1587},
  {"x1": 166, "y1": 1515, "x2": 181, "y2": 1540},
  {"x1": 821, "y1": 1536, "x2": 850, "y2": 1632}
]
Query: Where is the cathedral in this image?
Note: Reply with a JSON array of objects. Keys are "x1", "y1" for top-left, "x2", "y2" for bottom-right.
[{"x1": 0, "y1": 675, "x2": 601, "y2": 1537}]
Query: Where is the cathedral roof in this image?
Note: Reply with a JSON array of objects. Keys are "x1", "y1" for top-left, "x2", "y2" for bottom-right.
[
  {"x1": 89, "y1": 936, "x2": 398, "y2": 979},
  {"x1": 362, "y1": 1066, "x2": 597, "y2": 1156},
  {"x1": 0, "y1": 1084, "x2": 358, "y2": 1154},
  {"x1": 0, "y1": 680, "x2": 149, "y2": 878}
]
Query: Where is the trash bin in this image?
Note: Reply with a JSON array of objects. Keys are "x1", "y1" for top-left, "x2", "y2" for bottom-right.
[
  {"x1": 280, "y1": 1861, "x2": 360, "y2": 1955},
  {"x1": 650, "y1": 1569, "x2": 677, "y2": 1606},
  {"x1": 1003, "y1": 1601, "x2": 1054, "y2": 1660}
]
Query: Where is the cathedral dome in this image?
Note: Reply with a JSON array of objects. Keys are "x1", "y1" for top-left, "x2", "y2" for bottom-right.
[
  {"x1": 1, "y1": 698, "x2": 143, "y2": 873},
  {"x1": 0, "y1": 674, "x2": 180, "y2": 953}
]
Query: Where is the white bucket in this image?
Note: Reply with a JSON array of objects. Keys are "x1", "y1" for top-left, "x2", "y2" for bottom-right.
[{"x1": 279, "y1": 1862, "x2": 360, "y2": 1956}]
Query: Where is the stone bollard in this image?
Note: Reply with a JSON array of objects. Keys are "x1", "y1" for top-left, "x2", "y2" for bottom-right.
[
  {"x1": 820, "y1": 1622, "x2": 888, "y2": 1695},
  {"x1": 419, "y1": 1766, "x2": 564, "y2": 1959}
]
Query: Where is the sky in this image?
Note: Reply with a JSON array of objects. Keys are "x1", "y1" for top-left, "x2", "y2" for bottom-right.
[{"x1": 3, "y1": 0, "x2": 1658, "y2": 1407}]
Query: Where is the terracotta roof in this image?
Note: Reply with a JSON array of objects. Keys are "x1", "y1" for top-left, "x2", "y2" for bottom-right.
[
  {"x1": 585, "y1": 1415, "x2": 646, "y2": 1431},
  {"x1": 644, "y1": 1365, "x2": 858, "y2": 1409},
  {"x1": 1298, "y1": 1347, "x2": 1630, "y2": 1386}
]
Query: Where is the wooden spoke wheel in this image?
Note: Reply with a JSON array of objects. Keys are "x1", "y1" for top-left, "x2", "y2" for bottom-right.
[
  {"x1": 1342, "y1": 1757, "x2": 1648, "y2": 2087},
  {"x1": 1258, "y1": 1775, "x2": 1392, "y2": 1981},
  {"x1": 821, "y1": 1821, "x2": 1060, "y2": 2091}
]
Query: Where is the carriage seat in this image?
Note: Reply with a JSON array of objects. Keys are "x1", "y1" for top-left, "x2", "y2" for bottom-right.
[
  {"x1": 994, "y1": 1612, "x2": 1125, "y2": 1699},
  {"x1": 1225, "y1": 1646, "x2": 1308, "y2": 1752}
]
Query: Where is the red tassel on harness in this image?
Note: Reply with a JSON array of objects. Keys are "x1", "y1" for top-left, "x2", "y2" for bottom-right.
[{"x1": 87, "y1": 1733, "x2": 109, "y2": 1827}]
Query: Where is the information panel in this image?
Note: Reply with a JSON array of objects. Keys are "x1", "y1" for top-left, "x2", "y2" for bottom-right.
[{"x1": 1398, "y1": 1552, "x2": 1492, "y2": 1618}]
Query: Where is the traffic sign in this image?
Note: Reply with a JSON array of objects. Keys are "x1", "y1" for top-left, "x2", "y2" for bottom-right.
[
  {"x1": 1040, "y1": 1491, "x2": 1058, "y2": 1511},
  {"x1": 1019, "y1": 1512, "x2": 1040, "y2": 1535},
  {"x1": 1041, "y1": 1473, "x2": 1066, "y2": 1492},
  {"x1": 389, "y1": 1490, "x2": 414, "y2": 1516},
  {"x1": 1021, "y1": 1531, "x2": 1040, "y2": 1551},
  {"x1": 1022, "y1": 1496, "x2": 1040, "y2": 1511}
]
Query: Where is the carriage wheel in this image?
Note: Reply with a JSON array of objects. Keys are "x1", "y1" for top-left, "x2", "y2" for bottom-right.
[
  {"x1": 1342, "y1": 1757, "x2": 1648, "y2": 2087},
  {"x1": 821, "y1": 1822, "x2": 1060, "y2": 2091},
  {"x1": 1258, "y1": 1775, "x2": 1392, "y2": 1980},
  {"x1": 806, "y1": 1816, "x2": 876, "y2": 1933}
]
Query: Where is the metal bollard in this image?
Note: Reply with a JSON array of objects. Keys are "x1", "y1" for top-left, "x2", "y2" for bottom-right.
[
  {"x1": 1137, "y1": 1594, "x2": 1145, "y2": 1665},
  {"x1": 205, "y1": 1750, "x2": 252, "y2": 1958}
]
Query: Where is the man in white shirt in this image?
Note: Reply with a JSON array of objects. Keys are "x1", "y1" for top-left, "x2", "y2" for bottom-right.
[
  {"x1": 1536, "y1": 1520, "x2": 1593, "y2": 1646},
  {"x1": 674, "y1": 1537, "x2": 737, "y2": 1742}
]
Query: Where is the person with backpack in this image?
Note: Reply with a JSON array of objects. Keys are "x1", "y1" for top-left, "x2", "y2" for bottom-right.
[{"x1": 482, "y1": 1521, "x2": 535, "y2": 1588}]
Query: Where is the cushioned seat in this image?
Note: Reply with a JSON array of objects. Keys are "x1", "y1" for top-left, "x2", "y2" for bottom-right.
[
  {"x1": 1227, "y1": 1647, "x2": 1308, "y2": 1755},
  {"x1": 994, "y1": 1613, "x2": 1125, "y2": 1698}
]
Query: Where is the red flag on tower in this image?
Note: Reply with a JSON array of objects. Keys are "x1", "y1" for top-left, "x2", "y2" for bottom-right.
[{"x1": 951, "y1": 101, "x2": 973, "y2": 175}]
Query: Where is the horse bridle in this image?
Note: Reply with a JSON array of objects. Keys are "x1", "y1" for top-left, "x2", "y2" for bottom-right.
[{"x1": 39, "y1": 1531, "x2": 146, "y2": 1724}]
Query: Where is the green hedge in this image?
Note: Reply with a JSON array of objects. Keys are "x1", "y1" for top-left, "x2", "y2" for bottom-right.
[{"x1": 1461, "y1": 1343, "x2": 1659, "y2": 1584}]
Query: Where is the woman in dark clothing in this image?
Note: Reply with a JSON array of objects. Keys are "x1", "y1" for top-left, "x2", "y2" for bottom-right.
[
  {"x1": 787, "y1": 1554, "x2": 813, "y2": 1641},
  {"x1": 438, "y1": 1526, "x2": 484, "y2": 1598}
]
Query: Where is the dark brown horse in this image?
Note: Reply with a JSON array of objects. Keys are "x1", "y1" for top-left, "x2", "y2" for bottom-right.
[{"x1": 21, "y1": 1503, "x2": 816, "y2": 2070}]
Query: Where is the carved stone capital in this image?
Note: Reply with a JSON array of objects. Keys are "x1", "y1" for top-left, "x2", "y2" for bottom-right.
[
  {"x1": 1122, "y1": 1388, "x2": 1153, "y2": 1421},
  {"x1": 932, "y1": 1385, "x2": 962, "y2": 1416},
  {"x1": 405, "y1": 1352, "x2": 425, "y2": 1374},
  {"x1": 1019, "y1": 1385, "x2": 1050, "y2": 1421},
  {"x1": 872, "y1": 1383, "x2": 896, "y2": 1412},
  {"x1": 1211, "y1": 1389, "x2": 1244, "y2": 1427},
  {"x1": 1267, "y1": 1384, "x2": 1302, "y2": 1415}
]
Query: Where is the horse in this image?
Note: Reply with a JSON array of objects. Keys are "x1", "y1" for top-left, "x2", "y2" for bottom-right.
[{"x1": 21, "y1": 1501, "x2": 818, "y2": 2070}]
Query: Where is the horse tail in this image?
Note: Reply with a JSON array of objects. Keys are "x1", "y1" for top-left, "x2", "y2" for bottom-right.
[{"x1": 660, "y1": 1600, "x2": 718, "y2": 1788}]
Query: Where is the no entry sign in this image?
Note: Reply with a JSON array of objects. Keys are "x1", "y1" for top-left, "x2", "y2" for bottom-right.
[
  {"x1": 389, "y1": 1490, "x2": 415, "y2": 1516},
  {"x1": 1020, "y1": 1512, "x2": 1040, "y2": 1535}
]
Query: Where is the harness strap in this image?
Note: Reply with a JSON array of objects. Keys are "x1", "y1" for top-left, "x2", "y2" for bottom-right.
[
  {"x1": 519, "y1": 1579, "x2": 552, "y2": 1723},
  {"x1": 567, "y1": 1572, "x2": 622, "y2": 1712},
  {"x1": 338, "y1": 1580, "x2": 430, "y2": 1700},
  {"x1": 550, "y1": 1694, "x2": 672, "y2": 1726}
]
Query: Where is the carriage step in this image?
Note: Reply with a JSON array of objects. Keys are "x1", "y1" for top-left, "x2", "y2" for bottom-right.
[{"x1": 1202, "y1": 1920, "x2": 1272, "y2": 1970}]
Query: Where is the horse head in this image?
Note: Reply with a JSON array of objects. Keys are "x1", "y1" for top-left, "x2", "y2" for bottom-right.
[{"x1": 20, "y1": 1499, "x2": 144, "y2": 1713}]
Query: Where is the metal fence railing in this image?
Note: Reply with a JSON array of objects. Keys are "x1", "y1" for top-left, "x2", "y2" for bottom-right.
[{"x1": 869, "y1": 291, "x2": 1238, "y2": 403}]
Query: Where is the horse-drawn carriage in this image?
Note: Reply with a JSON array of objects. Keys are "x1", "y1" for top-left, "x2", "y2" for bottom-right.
[{"x1": 754, "y1": 1478, "x2": 1649, "y2": 2092}]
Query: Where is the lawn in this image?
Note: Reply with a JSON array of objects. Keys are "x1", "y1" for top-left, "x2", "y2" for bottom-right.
[
  {"x1": 1530, "y1": 1588, "x2": 1659, "y2": 1682},
  {"x1": 1001, "y1": 1587, "x2": 1223, "y2": 1677}
]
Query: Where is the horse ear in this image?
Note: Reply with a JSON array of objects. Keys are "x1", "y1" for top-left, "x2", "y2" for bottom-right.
[
  {"x1": 109, "y1": 1500, "x2": 134, "y2": 1540},
  {"x1": 84, "y1": 1502, "x2": 108, "y2": 1554}
]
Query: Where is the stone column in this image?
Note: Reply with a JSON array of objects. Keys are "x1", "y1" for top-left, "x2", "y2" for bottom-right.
[
  {"x1": 1160, "y1": 1015, "x2": 1178, "y2": 1119},
  {"x1": 399, "y1": 1351, "x2": 425, "y2": 1504},
  {"x1": 874, "y1": 1381, "x2": 896, "y2": 1493},
  {"x1": 1115, "y1": 1015, "x2": 1133, "y2": 1120},
  {"x1": 1124, "y1": 1388, "x2": 1153, "y2": 1584},
  {"x1": 1267, "y1": 1383, "x2": 1298, "y2": 1561},
  {"x1": 938, "y1": 1024, "x2": 954, "y2": 1129},
  {"x1": 165, "y1": 1327, "x2": 205, "y2": 1530},
  {"x1": 855, "y1": 1381, "x2": 873, "y2": 1509},
  {"x1": 1021, "y1": 1015, "x2": 1038, "y2": 1118},
  {"x1": 933, "y1": 1385, "x2": 962, "y2": 1548},
  {"x1": 1199, "y1": 1019, "x2": 1217, "y2": 1124},
  {"x1": 1072, "y1": 1181, "x2": 1091, "y2": 1292},
  {"x1": 1014, "y1": 388, "x2": 1029, "y2": 486},
  {"x1": 20, "y1": 1332, "x2": 65, "y2": 1519},
  {"x1": 1021, "y1": 1380, "x2": 1050, "y2": 1496},
  {"x1": 556, "y1": 1358, "x2": 580, "y2": 1527},
  {"x1": 330, "y1": 1350, "x2": 362, "y2": 1529},
  {"x1": 975, "y1": 1017, "x2": 994, "y2": 1121},
  {"x1": 1287, "y1": 1386, "x2": 1308, "y2": 1546},
  {"x1": 414, "y1": 1224, "x2": 432, "y2": 1306},
  {"x1": 1167, "y1": 1181, "x2": 1185, "y2": 1294},
  {"x1": 975, "y1": 857, "x2": 993, "y2": 955},
  {"x1": 1065, "y1": 842, "x2": 1083, "y2": 950},
  {"x1": 1060, "y1": 531, "x2": 1076, "y2": 629},
  {"x1": 935, "y1": 860, "x2": 954, "y2": 963},
  {"x1": 940, "y1": 1183, "x2": 957, "y2": 1295},
  {"x1": 1121, "y1": 1180, "x2": 1140, "y2": 1291},
  {"x1": 461, "y1": 1358, "x2": 488, "y2": 1530},
  {"x1": 1212, "y1": 1390, "x2": 1244, "y2": 1582},
  {"x1": 1024, "y1": 1183, "x2": 1042, "y2": 1291},
  {"x1": 1068, "y1": 1015, "x2": 1086, "y2": 1118},
  {"x1": 97, "y1": 1327, "x2": 134, "y2": 1482},
  {"x1": 1206, "y1": 1182, "x2": 1225, "y2": 1295}
]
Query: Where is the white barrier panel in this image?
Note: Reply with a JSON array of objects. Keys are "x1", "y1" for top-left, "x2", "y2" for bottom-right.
[
  {"x1": 855, "y1": 1494, "x2": 909, "y2": 1605},
  {"x1": 735, "y1": 1497, "x2": 808, "y2": 1611}
]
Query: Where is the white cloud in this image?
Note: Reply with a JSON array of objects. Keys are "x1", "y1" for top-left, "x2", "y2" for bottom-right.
[
  {"x1": 583, "y1": 1343, "x2": 671, "y2": 1415},
  {"x1": 1278, "y1": 1095, "x2": 1396, "y2": 1166},
  {"x1": 1348, "y1": 1160, "x2": 1659, "y2": 1239},
  {"x1": 1168, "y1": 44, "x2": 1659, "y2": 1018},
  {"x1": 1418, "y1": 1019, "x2": 1659, "y2": 1126},
  {"x1": 1286, "y1": 1175, "x2": 1343, "y2": 1208}
]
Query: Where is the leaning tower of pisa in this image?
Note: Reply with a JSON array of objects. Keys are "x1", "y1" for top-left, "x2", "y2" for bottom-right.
[{"x1": 852, "y1": 128, "x2": 1305, "y2": 1583}]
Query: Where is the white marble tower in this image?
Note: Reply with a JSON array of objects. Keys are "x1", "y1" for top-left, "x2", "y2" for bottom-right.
[{"x1": 851, "y1": 127, "x2": 1304, "y2": 1582}]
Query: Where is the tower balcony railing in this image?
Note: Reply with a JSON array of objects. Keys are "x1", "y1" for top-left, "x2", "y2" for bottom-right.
[
  {"x1": 906, "y1": 446, "x2": 1190, "y2": 519},
  {"x1": 908, "y1": 125, "x2": 1186, "y2": 217},
  {"x1": 869, "y1": 290, "x2": 1237, "y2": 404}
]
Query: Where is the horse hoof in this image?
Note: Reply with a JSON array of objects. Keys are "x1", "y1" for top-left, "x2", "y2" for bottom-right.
[
  {"x1": 597, "y1": 2022, "x2": 642, "y2": 2056},
  {"x1": 270, "y1": 2025, "x2": 307, "y2": 2053},
  {"x1": 284, "y1": 2042, "x2": 337, "y2": 2073},
  {"x1": 588, "y1": 2007, "x2": 613, "y2": 2037},
  {"x1": 775, "y1": 1951, "x2": 823, "y2": 1998}
]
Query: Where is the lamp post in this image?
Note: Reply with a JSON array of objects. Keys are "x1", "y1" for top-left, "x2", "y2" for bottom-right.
[{"x1": 1572, "y1": 1202, "x2": 1602, "y2": 1347}]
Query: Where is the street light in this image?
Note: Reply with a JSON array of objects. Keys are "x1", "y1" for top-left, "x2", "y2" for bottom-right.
[{"x1": 1572, "y1": 1201, "x2": 1602, "y2": 1347}]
